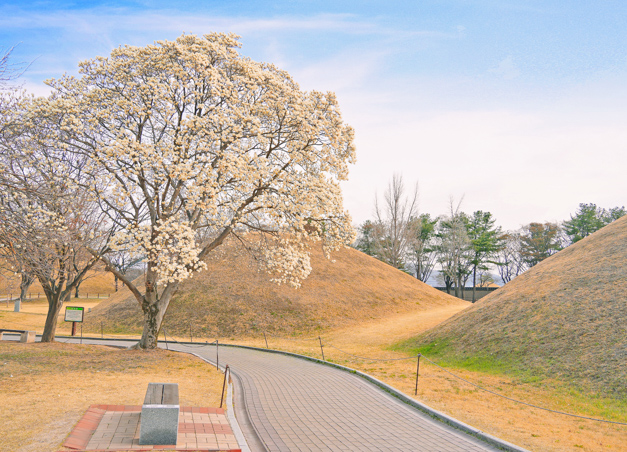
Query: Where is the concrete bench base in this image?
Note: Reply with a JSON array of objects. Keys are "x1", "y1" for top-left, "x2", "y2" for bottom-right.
[
  {"x1": 20, "y1": 331, "x2": 36, "y2": 343},
  {"x1": 0, "y1": 330, "x2": 36, "y2": 342},
  {"x1": 139, "y1": 383, "x2": 179, "y2": 446},
  {"x1": 139, "y1": 405, "x2": 179, "y2": 445}
]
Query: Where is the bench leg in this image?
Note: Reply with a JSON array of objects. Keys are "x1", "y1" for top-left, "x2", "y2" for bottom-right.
[
  {"x1": 20, "y1": 331, "x2": 36, "y2": 343},
  {"x1": 139, "y1": 406, "x2": 179, "y2": 445}
]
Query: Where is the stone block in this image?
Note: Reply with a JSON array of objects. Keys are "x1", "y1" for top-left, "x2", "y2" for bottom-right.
[
  {"x1": 20, "y1": 331, "x2": 36, "y2": 343},
  {"x1": 139, "y1": 405, "x2": 179, "y2": 445}
]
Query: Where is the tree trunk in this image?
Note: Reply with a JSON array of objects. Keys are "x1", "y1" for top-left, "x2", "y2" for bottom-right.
[
  {"x1": 115, "y1": 275, "x2": 119, "y2": 292},
  {"x1": 41, "y1": 292, "x2": 64, "y2": 342},
  {"x1": 74, "y1": 281, "x2": 81, "y2": 298},
  {"x1": 454, "y1": 273, "x2": 462, "y2": 298},
  {"x1": 137, "y1": 302, "x2": 168, "y2": 349},
  {"x1": 16, "y1": 274, "x2": 34, "y2": 313},
  {"x1": 135, "y1": 277, "x2": 179, "y2": 349},
  {"x1": 472, "y1": 265, "x2": 477, "y2": 303}
]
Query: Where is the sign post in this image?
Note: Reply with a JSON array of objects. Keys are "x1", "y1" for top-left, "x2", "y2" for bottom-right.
[{"x1": 65, "y1": 306, "x2": 84, "y2": 336}]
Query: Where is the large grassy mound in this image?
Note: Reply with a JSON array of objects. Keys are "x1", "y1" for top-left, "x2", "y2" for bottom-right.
[
  {"x1": 85, "y1": 242, "x2": 467, "y2": 337},
  {"x1": 399, "y1": 215, "x2": 627, "y2": 399}
]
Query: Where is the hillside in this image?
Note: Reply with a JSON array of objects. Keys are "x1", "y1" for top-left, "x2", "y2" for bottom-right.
[
  {"x1": 85, "y1": 242, "x2": 468, "y2": 337},
  {"x1": 400, "y1": 215, "x2": 627, "y2": 399},
  {"x1": 1, "y1": 267, "x2": 116, "y2": 298}
]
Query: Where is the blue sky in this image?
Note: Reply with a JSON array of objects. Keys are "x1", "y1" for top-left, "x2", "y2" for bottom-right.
[{"x1": 2, "y1": 0, "x2": 626, "y2": 229}]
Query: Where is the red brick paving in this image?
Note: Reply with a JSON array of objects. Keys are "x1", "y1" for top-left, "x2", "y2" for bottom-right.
[{"x1": 60, "y1": 405, "x2": 241, "y2": 452}]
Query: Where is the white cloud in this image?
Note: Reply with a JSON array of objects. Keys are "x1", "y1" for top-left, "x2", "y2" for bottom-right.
[{"x1": 488, "y1": 55, "x2": 520, "y2": 80}]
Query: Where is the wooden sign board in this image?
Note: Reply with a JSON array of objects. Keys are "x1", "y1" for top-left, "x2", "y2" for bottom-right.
[{"x1": 65, "y1": 306, "x2": 84, "y2": 322}]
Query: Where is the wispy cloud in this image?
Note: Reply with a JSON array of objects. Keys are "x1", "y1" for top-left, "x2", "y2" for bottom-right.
[{"x1": 0, "y1": 7, "x2": 447, "y2": 40}]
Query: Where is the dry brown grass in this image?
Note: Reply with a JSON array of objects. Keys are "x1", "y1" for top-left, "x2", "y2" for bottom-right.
[
  {"x1": 0, "y1": 342, "x2": 224, "y2": 452},
  {"x1": 3, "y1": 237, "x2": 625, "y2": 451}
]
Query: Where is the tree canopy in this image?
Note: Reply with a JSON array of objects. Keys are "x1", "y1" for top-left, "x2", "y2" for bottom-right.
[
  {"x1": 519, "y1": 222, "x2": 562, "y2": 267},
  {"x1": 563, "y1": 203, "x2": 626, "y2": 243}
]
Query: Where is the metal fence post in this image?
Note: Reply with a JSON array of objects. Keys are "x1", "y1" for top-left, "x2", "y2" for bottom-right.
[
  {"x1": 220, "y1": 365, "x2": 230, "y2": 408},
  {"x1": 318, "y1": 336, "x2": 325, "y2": 361},
  {"x1": 415, "y1": 354, "x2": 421, "y2": 395}
]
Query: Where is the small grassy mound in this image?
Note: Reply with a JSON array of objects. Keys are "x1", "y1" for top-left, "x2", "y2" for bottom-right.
[
  {"x1": 85, "y1": 242, "x2": 467, "y2": 337},
  {"x1": 397, "y1": 215, "x2": 627, "y2": 400}
]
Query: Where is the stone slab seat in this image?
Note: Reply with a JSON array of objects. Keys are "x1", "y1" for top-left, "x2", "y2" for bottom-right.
[
  {"x1": 139, "y1": 383, "x2": 179, "y2": 445},
  {"x1": 0, "y1": 329, "x2": 36, "y2": 343}
]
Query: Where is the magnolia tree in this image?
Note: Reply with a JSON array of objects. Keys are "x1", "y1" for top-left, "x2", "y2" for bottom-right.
[
  {"x1": 38, "y1": 33, "x2": 355, "y2": 348},
  {"x1": 0, "y1": 93, "x2": 111, "y2": 340}
]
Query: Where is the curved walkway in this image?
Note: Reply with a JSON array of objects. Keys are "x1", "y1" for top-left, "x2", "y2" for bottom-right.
[
  {"x1": 176, "y1": 343, "x2": 501, "y2": 452},
  {"x1": 57, "y1": 338, "x2": 514, "y2": 452}
]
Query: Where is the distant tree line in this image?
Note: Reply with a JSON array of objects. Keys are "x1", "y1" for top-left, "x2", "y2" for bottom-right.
[{"x1": 354, "y1": 176, "x2": 625, "y2": 302}]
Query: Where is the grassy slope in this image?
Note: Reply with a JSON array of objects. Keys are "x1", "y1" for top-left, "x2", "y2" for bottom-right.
[
  {"x1": 398, "y1": 215, "x2": 627, "y2": 399},
  {"x1": 85, "y1": 243, "x2": 468, "y2": 337}
]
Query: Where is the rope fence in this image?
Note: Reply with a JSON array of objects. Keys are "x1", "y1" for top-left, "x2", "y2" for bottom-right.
[
  {"x1": 0, "y1": 292, "x2": 113, "y2": 301},
  {"x1": 218, "y1": 330, "x2": 627, "y2": 426},
  {"x1": 1, "y1": 317, "x2": 625, "y2": 427}
]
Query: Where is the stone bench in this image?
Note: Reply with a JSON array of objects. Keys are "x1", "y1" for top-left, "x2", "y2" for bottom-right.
[
  {"x1": 139, "y1": 383, "x2": 180, "y2": 445},
  {"x1": 0, "y1": 329, "x2": 36, "y2": 343}
]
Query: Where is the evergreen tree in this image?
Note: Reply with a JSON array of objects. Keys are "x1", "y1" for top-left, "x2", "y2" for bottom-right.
[
  {"x1": 563, "y1": 203, "x2": 626, "y2": 244},
  {"x1": 464, "y1": 211, "x2": 504, "y2": 302}
]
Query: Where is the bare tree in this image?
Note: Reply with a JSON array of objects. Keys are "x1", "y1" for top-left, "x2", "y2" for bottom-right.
[
  {"x1": 374, "y1": 174, "x2": 419, "y2": 270},
  {"x1": 108, "y1": 250, "x2": 144, "y2": 292},
  {"x1": 436, "y1": 198, "x2": 471, "y2": 298},
  {"x1": 495, "y1": 231, "x2": 527, "y2": 284},
  {"x1": 406, "y1": 214, "x2": 438, "y2": 282}
]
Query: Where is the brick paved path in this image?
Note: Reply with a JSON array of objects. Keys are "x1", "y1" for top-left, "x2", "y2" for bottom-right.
[{"x1": 174, "y1": 343, "x2": 500, "y2": 452}]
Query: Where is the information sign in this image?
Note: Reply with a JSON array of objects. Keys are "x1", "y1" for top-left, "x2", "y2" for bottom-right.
[{"x1": 65, "y1": 306, "x2": 84, "y2": 322}]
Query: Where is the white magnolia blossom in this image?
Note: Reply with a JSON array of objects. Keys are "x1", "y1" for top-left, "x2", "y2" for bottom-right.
[
  {"x1": 111, "y1": 219, "x2": 206, "y2": 284},
  {"x1": 262, "y1": 238, "x2": 313, "y2": 288}
]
